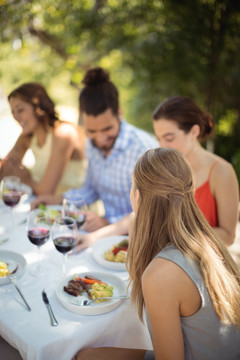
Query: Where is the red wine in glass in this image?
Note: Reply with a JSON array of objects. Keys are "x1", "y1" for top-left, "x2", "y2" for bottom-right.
[
  {"x1": 52, "y1": 216, "x2": 78, "y2": 274},
  {"x1": 76, "y1": 214, "x2": 85, "y2": 229},
  {"x1": 65, "y1": 211, "x2": 85, "y2": 229},
  {"x1": 63, "y1": 196, "x2": 87, "y2": 229},
  {"x1": 3, "y1": 191, "x2": 21, "y2": 207},
  {"x1": 53, "y1": 236, "x2": 77, "y2": 254},
  {"x1": 26, "y1": 209, "x2": 50, "y2": 277},
  {"x1": 1, "y1": 176, "x2": 22, "y2": 226},
  {"x1": 28, "y1": 228, "x2": 50, "y2": 246}
]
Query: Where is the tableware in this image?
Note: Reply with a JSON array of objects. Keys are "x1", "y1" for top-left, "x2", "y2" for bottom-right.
[
  {"x1": 91, "y1": 235, "x2": 128, "y2": 271},
  {"x1": 70, "y1": 295, "x2": 129, "y2": 306},
  {"x1": 56, "y1": 270, "x2": 127, "y2": 315},
  {"x1": 63, "y1": 196, "x2": 87, "y2": 229},
  {"x1": 0, "y1": 250, "x2": 26, "y2": 285},
  {"x1": 26, "y1": 209, "x2": 50, "y2": 277},
  {"x1": 0, "y1": 183, "x2": 32, "y2": 204},
  {"x1": 21, "y1": 183, "x2": 33, "y2": 201},
  {"x1": 52, "y1": 216, "x2": 78, "y2": 274},
  {"x1": 1, "y1": 176, "x2": 22, "y2": 226},
  {"x1": 0, "y1": 236, "x2": 9, "y2": 245},
  {"x1": 36, "y1": 205, "x2": 62, "y2": 225},
  {"x1": 42, "y1": 289, "x2": 59, "y2": 326},
  {"x1": 9, "y1": 274, "x2": 31, "y2": 311}
]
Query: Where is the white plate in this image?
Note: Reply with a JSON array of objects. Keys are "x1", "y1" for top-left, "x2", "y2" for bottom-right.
[
  {"x1": 0, "y1": 202, "x2": 30, "y2": 229},
  {"x1": 0, "y1": 250, "x2": 27, "y2": 285},
  {"x1": 91, "y1": 235, "x2": 128, "y2": 271},
  {"x1": 21, "y1": 183, "x2": 33, "y2": 201},
  {"x1": 56, "y1": 270, "x2": 127, "y2": 315},
  {"x1": 37, "y1": 205, "x2": 63, "y2": 224}
]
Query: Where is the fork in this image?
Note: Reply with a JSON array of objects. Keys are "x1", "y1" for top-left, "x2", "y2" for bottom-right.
[
  {"x1": 71, "y1": 295, "x2": 129, "y2": 306},
  {"x1": 9, "y1": 275, "x2": 31, "y2": 311}
]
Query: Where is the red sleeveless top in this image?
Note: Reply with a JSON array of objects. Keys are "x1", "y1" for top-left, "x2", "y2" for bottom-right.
[{"x1": 194, "y1": 162, "x2": 219, "y2": 228}]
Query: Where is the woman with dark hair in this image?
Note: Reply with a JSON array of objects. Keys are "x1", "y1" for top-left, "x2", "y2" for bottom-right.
[
  {"x1": 152, "y1": 96, "x2": 239, "y2": 246},
  {"x1": 0, "y1": 82, "x2": 87, "y2": 195},
  {"x1": 73, "y1": 148, "x2": 240, "y2": 360}
]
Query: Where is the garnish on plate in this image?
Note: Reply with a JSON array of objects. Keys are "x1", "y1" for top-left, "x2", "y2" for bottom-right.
[
  {"x1": 104, "y1": 239, "x2": 128, "y2": 263},
  {"x1": 0, "y1": 260, "x2": 10, "y2": 277}
]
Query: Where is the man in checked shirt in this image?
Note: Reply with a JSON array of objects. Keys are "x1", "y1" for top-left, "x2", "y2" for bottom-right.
[{"x1": 32, "y1": 67, "x2": 157, "y2": 236}]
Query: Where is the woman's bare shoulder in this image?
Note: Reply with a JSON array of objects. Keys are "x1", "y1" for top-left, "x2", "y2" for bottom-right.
[
  {"x1": 203, "y1": 151, "x2": 235, "y2": 178},
  {"x1": 142, "y1": 256, "x2": 187, "y2": 288},
  {"x1": 211, "y1": 155, "x2": 236, "y2": 179},
  {"x1": 53, "y1": 121, "x2": 79, "y2": 140}
]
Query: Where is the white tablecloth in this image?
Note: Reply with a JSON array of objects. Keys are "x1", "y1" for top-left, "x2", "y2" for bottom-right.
[{"x1": 0, "y1": 203, "x2": 152, "y2": 360}]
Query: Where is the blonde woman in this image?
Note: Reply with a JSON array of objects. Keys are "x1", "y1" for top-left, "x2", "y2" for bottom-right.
[{"x1": 74, "y1": 148, "x2": 240, "y2": 360}]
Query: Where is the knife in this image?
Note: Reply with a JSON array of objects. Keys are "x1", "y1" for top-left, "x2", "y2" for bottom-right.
[{"x1": 42, "y1": 289, "x2": 59, "y2": 326}]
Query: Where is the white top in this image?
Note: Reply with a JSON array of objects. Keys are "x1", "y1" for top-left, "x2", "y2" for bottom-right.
[{"x1": 30, "y1": 132, "x2": 87, "y2": 194}]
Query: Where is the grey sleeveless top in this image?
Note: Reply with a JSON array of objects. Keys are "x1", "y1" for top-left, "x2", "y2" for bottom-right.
[{"x1": 144, "y1": 245, "x2": 240, "y2": 360}]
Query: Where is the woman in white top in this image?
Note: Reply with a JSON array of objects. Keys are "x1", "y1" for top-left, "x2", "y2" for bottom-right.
[{"x1": 0, "y1": 82, "x2": 87, "y2": 195}]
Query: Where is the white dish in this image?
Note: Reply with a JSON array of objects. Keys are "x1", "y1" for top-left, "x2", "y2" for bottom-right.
[
  {"x1": 91, "y1": 235, "x2": 128, "y2": 271},
  {"x1": 21, "y1": 183, "x2": 33, "y2": 200},
  {"x1": 0, "y1": 250, "x2": 27, "y2": 285},
  {"x1": 56, "y1": 270, "x2": 127, "y2": 315},
  {"x1": 0, "y1": 202, "x2": 30, "y2": 229},
  {"x1": 37, "y1": 205, "x2": 63, "y2": 224}
]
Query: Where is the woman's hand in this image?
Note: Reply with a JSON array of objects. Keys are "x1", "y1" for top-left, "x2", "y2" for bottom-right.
[{"x1": 31, "y1": 194, "x2": 63, "y2": 209}]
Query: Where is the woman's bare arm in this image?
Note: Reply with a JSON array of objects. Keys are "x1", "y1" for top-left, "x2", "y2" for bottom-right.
[
  {"x1": 0, "y1": 134, "x2": 32, "y2": 182},
  {"x1": 211, "y1": 161, "x2": 239, "y2": 247},
  {"x1": 76, "y1": 213, "x2": 131, "y2": 252},
  {"x1": 142, "y1": 259, "x2": 192, "y2": 360}
]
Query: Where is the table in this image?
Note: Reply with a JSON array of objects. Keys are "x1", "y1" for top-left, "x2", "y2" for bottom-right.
[{"x1": 0, "y1": 203, "x2": 152, "y2": 360}]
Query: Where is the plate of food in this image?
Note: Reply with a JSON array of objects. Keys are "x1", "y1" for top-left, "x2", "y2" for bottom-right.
[
  {"x1": 0, "y1": 250, "x2": 27, "y2": 285},
  {"x1": 56, "y1": 271, "x2": 127, "y2": 315},
  {"x1": 36, "y1": 204, "x2": 85, "y2": 228},
  {"x1": 91, "y1": 236, "x2": 129, "y2": 271},
  {"x1": 36, "y1": 204, "x2": 62, "y2": 224}
]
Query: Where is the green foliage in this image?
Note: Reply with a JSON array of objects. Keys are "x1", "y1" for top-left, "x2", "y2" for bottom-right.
[{"x1": 0, "y1": 0, "x2": 240, "y2": 183}]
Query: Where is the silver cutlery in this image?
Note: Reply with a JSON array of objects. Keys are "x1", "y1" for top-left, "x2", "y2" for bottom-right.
[
  {"x1": 0, "y1": 237, "x2": 9, "y2": 245},
  {"x1": 42, "y1": 289, "x2": 59, "y2": 326},
  {"x1": 9, "y1": 275, "x2": 31, "y2": 311},
  {"x1": 71, "y1": 295, "x2": 129, "y2": 306}
]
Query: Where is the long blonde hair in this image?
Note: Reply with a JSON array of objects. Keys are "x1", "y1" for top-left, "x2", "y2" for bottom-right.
[{"x1": 127, "y1": 148, "x2": 240, "y2": 327}]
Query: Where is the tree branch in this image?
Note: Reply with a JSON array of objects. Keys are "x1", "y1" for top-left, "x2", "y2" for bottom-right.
[{"x1": 28, "y1": 17, "x2": 68, "y2": 59}]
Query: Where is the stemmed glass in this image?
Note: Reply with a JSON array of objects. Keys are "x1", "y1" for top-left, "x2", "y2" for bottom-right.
[
  {"x1": 63, "y1": 195, "x2": 87, "y2": 229},
  {"x1": 1, "y1": 176, "x2": 22, "y2": 226},
  {"x1": 26, "y1": 209, "x2": 50, "y2": 277},
  {"x1": 52, "y1": 216, "x2": 78, "y2": 275}
]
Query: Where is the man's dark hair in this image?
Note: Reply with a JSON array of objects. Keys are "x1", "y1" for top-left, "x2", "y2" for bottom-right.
[{"x1": 79, "y1": 67, "x2": 119, "y2": 116}]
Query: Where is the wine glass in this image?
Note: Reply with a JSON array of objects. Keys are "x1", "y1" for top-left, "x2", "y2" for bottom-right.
[
  {"x1": 1, "y1": 176, "x2": 22, "y2": 226},
  {"x1": 26, "y1": 209, "x2": 50, "y2": 277},
  {"x1": 52, "y1": 216, "x2": 78, "y2": 275},
  {"x1": 63, "y1": 195, "x2": 87, "y2": 229}
]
